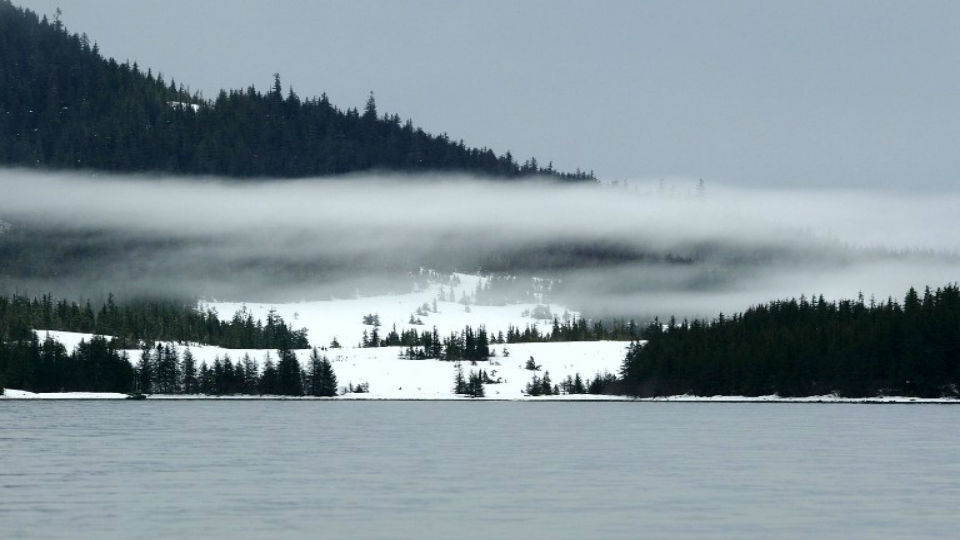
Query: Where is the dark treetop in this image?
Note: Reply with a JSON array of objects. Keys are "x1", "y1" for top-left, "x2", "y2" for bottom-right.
[
  {"x1": 0, "y1": 1, "x2": 594, "y2": 181},
  {"x1": 623, "y1": 285, "x2": 960, "y2": 399}
]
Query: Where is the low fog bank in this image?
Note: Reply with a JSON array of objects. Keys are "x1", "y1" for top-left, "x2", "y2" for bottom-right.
[
  {"x1": 1, "y1": 169, "x2": 957, "y2": 318},
  {"x1": 558, "y1": 256, "x2": 960, "y2": 322}
]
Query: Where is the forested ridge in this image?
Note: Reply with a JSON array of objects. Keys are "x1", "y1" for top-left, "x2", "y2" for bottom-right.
[
  {"x1": 0, "y1": 292, "x2": 324, "y2": 396},
  {"x1": 623, "y1": 285, "x2": 960, "y2": 398},
  {"x1": 0, "y1": 0, "x2": 594, "y2": 180},
  {"x1": 0, "y1": 293, "x2": 308, "y2": 349},
  {"x1": 1, "y1": 336, "x2": 337, "y2": 397}
]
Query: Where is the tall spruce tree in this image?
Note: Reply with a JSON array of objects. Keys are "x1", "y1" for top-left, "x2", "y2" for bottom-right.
[
  {"x1": 306, "y1": 347, "x2": 338, "y2": 397},
  {"x1": 181, "y1": 349, "x2": 198, "y2": 394},
  {"x1": 275, "y1": 347, "x2": 302, "y2": 396}
]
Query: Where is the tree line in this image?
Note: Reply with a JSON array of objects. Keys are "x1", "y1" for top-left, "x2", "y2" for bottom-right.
[
  {"x1": 133, "y1": 344, "x2": 337, "y2": 397},
  {"x1": 1, "y1": 333, "x2": 133, "y2": 394},
  {"x1": 504, "y1": 318, "x2": 643, "y2": 343},
  {"x1": 0, "y1": 1, "x2": 594, "y2": 181},
  {"x1": 0, "y1": 293, "x2": 309, "y2": 349},
  {"x1": 0, "y1": 332, "x2": 337, "y2": 397},
  {"x1": 622, "y1": 285, "x2": 960, "y2": 398},
  {"x1": 451, "y1": 360, "x2": 618, "y2": 398},
  {"x1": 363, "y1": 324, "x2": 492, "y2": 362},
  {"x1": 359, "y1": 317, "x2": 640, "y2": 361}
]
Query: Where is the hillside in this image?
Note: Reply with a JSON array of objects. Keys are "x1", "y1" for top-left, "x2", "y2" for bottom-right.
[
  {"x1": 1, "y1": 273, "x2": 628, "y2": 399},
  {"x1": 0, "y1": 1, "x2": 594, "y2": 180},
  {"x1": 623, "y1": 285, "x2": 960, "y2": 398}
]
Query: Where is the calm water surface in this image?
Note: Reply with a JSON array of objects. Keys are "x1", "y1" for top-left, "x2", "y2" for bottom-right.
[{"x1": 1, "y1": 401, "x2": 958, "y2": 539}]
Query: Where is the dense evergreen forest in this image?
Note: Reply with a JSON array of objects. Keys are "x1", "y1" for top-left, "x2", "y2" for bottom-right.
[
  {"x1": 0, "y1": 292, "x2": 324, "y2": 396},
  {"x1": 1, "y1": 335, "x2": 337, "y2": 397},
  {"x1": 0, "y1": 293, "x2": 309, "y2": 349},
  {"x1": 0, "y1": 1, "x2": 594, "y2": 180},
  {"x1": 623, "y1": 285, "x2": 960, "y2": 398}
]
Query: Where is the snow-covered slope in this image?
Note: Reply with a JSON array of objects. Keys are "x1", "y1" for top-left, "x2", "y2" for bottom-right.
[
  {"x1": 22, "y1": 330, "x2": 627, "y2": 400},
  {"x1": 204, "y1": 273, "x2": 571, "y2": 348},
  {"x1": 11, "y1": 273, "x2": 952, "y2": 402},
  {"x1": 15, "y1": 272, "x2": 629, "y2": 399}
]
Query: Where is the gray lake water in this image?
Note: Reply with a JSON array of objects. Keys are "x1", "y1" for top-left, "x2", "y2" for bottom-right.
[{"x1": 1, "y1": 401, "x2": 958, "y2": 539}]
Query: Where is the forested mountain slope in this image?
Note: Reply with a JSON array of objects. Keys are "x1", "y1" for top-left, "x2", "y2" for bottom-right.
[
  {"x1": 623, "y1": 285, "x2": 960, "y2": 398},
  {"x1": 0, "y1": 1, "x2": 593, "y2": 180}
]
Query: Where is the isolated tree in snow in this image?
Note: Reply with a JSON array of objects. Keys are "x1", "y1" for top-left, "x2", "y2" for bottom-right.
[
  {"x1": 307, "y1": 347, "x2": 337, "y2": 397},
  {"x1": 453, "y1": 362, "x2": 467, "y2": 395}
]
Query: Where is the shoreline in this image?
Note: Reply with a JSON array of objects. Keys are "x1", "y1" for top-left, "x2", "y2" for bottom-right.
[{"x1": 3, "y1": 390, "x2": 959, "y2": 404}]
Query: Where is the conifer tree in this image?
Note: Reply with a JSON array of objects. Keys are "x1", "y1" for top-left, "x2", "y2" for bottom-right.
[
  {"x1": 136, "y1": 344, "x2": 155, "y2": 394},
  {"x1": 453, "y1": 362, "x2": 467, "y2": 395},
  {"x1": 181, "y1": 349, "x2": 198, "y2": 394},
  {"x1": 276, "y1": 346, "x2": 303, "y2": 396},
  {"x1": 260, "y1": 354, "x2": 278, "y2": 395},
  {"x1": 306, "y1": 347, "x2": 338, "y2": 396}
]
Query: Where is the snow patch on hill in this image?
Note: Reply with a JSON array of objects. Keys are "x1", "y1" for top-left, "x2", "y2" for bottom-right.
[
  {"x1": 10, "y1": 273, "x2": 630, "y2": 399},
  {"x1": 203, "y1": 272, "x2": 572, "y2": 349},
  {"x1": 16, "y1": 333, "x2": 627, "y2": 400}
]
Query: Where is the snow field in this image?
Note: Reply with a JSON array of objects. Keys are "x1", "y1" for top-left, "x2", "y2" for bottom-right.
[
  {"x1": 16, "y1": 332, "x2": 627, "y2": 400},
  {"x1": 203, "y1": 272, "x2": 572, "y2": 350}
]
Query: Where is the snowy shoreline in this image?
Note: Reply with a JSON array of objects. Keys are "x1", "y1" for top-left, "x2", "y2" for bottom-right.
[
  {"x1": 7, "y1": 273, "x2": 959, "y2": 405},
  {"x1": 3, "y1": 389, "x2": 958, "y2": 404}
]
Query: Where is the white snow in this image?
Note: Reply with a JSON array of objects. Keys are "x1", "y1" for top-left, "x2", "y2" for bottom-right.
[
  {"x1": 167, "y1": 101, "x2": 200, "y2": 112},
  {"x1": 203, "y1": 272, "x2": 570, "y2": 349},
  {"x1": 35, "y1": 329, "x2": 97, "y2": 352},
  {"x1": 5, "y1": 273, "x2": 954, "y2": 402},
  {"x1": 10, "y1": 270, "x2": 629, "y2": 400},
  {"x1": 2, "y1": 388, "x2": 128, "y2": 399},
  {"x1": 6, "y1": 334, "x2": 626, "y2": 400}
]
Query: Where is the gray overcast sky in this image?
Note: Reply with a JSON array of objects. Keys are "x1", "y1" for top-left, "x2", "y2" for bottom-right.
[{"x1": 14, "y1": 0, "x2": 960, "y2": 187}]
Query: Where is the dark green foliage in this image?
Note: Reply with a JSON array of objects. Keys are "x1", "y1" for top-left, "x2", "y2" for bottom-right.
[
  {"x1": 622, "y1": 285, "x2": 960, "y2": 398},
  {"x1": 239, "y1": 354, "x2": 259, "y2": 394},
  {"x1": 258, "y1": 354, "x2": 278, "y2": 395},
  {"x1": 198, "y1": 362, "x2": 214, "y2": 395},
  {"x1": 0, "y1": 294, "x2": 308, "y2": 349},
  {"x1": 306, "y1": 347, "x2": 337, "y2": 397},
  {"x1": 505, "y1": 318, "x2": 642, "y2": 343},
  {"x1": 181, "y1": 349, "x2": 198, "y2": 394},
  {"x1": 394, "y1": 325, "x2": 489, "y2": 361},
  {"x1": 441, "y1": 325, "x2": 490, "y2": 361},
  {"x1": 586, "y1": 372, "x2": 619, "y2": 394},
  {"x1": 466, "y1": 370, "x2": 485, "y2": 398},
  {"x1": 0, "y1": 1, "x2": 594, "y2": 181},
  {"x1": 393, "y1": 319, "x2": 638, "y2": 360},
  {"x1": 155, "y1": 344, "x2": 181, "y2": 394},
  {"x1": 452, "y1": 362, "x2": 485, "y2": 397},
  {"x1": 453, "y1": 362, "x2": 467, "y2": 395},
  {"x1": 560, "y1": 373, "x2": 587, "y2": 394},
  {"x1": 524, "y1": 356, "x2": 540, "y2": 371},
  {"x1": 136, "y1": 344, "x2": 154, "y2": 394},
  {"x1": 524, "y1": 371, "x2": 553, "y2": 396},
  {"x1": 0, "y1": 333, "x2": 133, "y2": 393},
  {"x1": 344, "y1": 381, "x2": 369, "y2": 394},
  {"x1": 275, "y1": 346, "x2": 304, "y2": 396}
]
